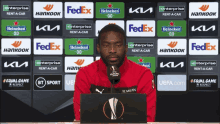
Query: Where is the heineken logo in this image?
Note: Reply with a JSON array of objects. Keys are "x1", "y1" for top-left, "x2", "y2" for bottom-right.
[
  {"x1": 138, "y1": 58, "x2": 151, "y2": 68},
  {"x1": 96, "y1": 2, "x2": 124, "y2": 19},
  {"x1": 100, "y1": 3, "x2": 120, "y2": 18},
  {"x1": 68, "y1": 40, "x2": 90, "y2": 55},
  {"x1": 6, "y1": 21, "x2": 26, "y2": 32},
  {"x1": 69, "y1": 45, "x2": 89, "y2": 50},
  {"x1": 127, "y1": 57, "x2": 155, "y2": 73},
  {"x1": 1, "y1": 19, "x2": 31, "y2": 36},
  {"x1": 161, "y1": 21, "x2": 182, "y2": 32}
]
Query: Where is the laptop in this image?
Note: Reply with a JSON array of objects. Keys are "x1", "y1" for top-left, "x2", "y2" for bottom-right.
[{"x1": 80, "y1": 93, "x2": 146, "y2": 123}]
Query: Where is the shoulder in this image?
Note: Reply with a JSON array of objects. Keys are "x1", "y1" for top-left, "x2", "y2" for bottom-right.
[
  {"x1": 76, "y1": 59, "x2": 99, "y2": 77},
  {"x1": 127, "y1": 59, "x2": 154, "y2": 78},
  {"x1": 127, "y1": 59, "x2": 152, "y2": 73},
  {"x1": 127, "y1": 60, "x2": 154, "y2": 89}
]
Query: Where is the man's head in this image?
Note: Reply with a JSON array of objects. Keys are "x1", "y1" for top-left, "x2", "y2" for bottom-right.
[{"x1": 97, "y1": 24, "x2": 128, "y2": 68}]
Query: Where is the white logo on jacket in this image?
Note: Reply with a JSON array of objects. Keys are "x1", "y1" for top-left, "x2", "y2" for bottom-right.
[{"x1": 95, "y1": 88, "x2": 104, "y2": 94}]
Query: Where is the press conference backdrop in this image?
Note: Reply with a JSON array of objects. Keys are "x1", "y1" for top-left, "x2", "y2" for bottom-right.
[{"x1": 0, "y1": 0, "x2": 220, "y2": 122}]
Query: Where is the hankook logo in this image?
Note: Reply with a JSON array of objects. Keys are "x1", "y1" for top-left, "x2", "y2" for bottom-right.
[
  {"x1": 157, "y1": 39, "x2": 187, "y2": 55},
  {"x1": 65, "y1": 57, "x2": 93, "y2": 73},
  {"x1": 74, "y1": 59, "x2": 85, "y2": 66},
  {"x1": 1, "y1": 38, "x2": 31, "y2": 55},
  {"x1": 103, "y1": 97, "x2": 124, "y2": 120},
  {"x1": 199, "y1": 5, "x2": 209, "y2": 11},
  {"x1": 189, "y1": 2, "x2": 218, "y2": 19},
  {"x1": 33, "y1": 2, "x2": 63, "y2": 18}
]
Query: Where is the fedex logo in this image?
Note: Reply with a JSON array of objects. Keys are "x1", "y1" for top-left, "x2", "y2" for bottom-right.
[
  {"x1": 191, "y1": 43, "x2": 216, "y2": 50},
  {"x1": 189, "y1": 39, "x2": 218, "y2": 55},
  {"x1": 126, "y1": 20, "x2": 155, "y2": 37},
  {"x1": 34, "y1": 39, "x2": 63, "y2": 55},
  {"x1": 65, "y1": 2, "x2": 93, "y2": 18},
  {"x1": 67, "y1": 6, "x2": 91, "y2": 14},
  {"x1": 36, "y1": 42, "x2": 60, "y2": 50},
  {"x1": 129, "y1": 24, "x2": 153, "y2": 32}
]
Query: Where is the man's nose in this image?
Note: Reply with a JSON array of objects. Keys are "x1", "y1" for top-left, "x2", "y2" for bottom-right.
[{"x1": 110, "y1": 45, "x2": 116, "y2": 52}]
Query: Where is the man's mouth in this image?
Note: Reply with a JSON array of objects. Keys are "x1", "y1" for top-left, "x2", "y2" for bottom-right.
[{"x1": 109, "y1": 58, "x2": 117, "y2": 61}]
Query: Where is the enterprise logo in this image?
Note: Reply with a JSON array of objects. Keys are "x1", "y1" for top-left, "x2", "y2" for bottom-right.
[
  {"x1": 3, "y1": 5, "x2": 29, "y2": 11},
  {"x1": 190, "y1": 60, "x2": 217, "y2": 71},
  {"x1": 35, "y1": 60, "x2": 61, "y2": 66},
  {"x1": 159, "y1": 6, "x2": 185, "y2": 12},
  {"x1": 190, "y1": 60, "x2": 217, "y2": 66}
]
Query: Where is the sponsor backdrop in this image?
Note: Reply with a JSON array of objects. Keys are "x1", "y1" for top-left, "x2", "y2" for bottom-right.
[{"x1": 0, "y1": 0, "x2": 219, "y2": 123}]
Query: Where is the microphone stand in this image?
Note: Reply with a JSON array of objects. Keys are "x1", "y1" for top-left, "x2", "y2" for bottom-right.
[
  {"x1": 112, "y1": 80, "x2": 116, "y2": 120},
  {"x1": 111, "y1": 83, "x2": 113, "y2": 93},
  {"x1": 111, "y1": 80, "x2": 115, "y2": 93}
]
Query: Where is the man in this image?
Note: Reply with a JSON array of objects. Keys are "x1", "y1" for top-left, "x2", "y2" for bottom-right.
[{"x1": 73, "y1": 24, "x2": 156, "y2": 122}]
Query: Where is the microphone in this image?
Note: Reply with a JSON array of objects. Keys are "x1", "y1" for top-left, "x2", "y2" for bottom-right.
[
  {"x1": 107, "y1": 65, "x2": 121, "y2": 119},
  {"x1": 107, "y1": 65, "x2": 121, "y2": 93}
]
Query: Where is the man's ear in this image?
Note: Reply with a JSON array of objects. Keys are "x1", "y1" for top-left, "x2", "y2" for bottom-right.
[
  {"x1": 125, "y1": 44, "x2": 128, "y2": 53},
  {"x1": 97, "y1": 43, "x2": 100, "y2": 53}
]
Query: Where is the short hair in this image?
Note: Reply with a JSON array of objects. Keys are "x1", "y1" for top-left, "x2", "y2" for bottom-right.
[{"x1": 98, "y1": 24, "x2": 126, "y2": 45}]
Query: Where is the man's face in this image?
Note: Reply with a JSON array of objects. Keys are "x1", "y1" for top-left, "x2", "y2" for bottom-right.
[{"x1": 97, "y1": 31, "x2": 128, "y2": 67}]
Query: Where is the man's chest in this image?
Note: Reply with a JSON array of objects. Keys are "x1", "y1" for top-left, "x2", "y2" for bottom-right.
[
  {"x1": 89, "y1": 73, "x2": 138, "y2": 93},
  {"x1": 90, "y1": 84, "x2": 137, "y2": 94}
]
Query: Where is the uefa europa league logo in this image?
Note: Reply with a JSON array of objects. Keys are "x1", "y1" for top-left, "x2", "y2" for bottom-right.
[
  {"x1": 110, "y1": 66, "x2": 119, "y2": 77},
  {"x1": 103, "y1": 97, "x2": 124, "y2": 120}
]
